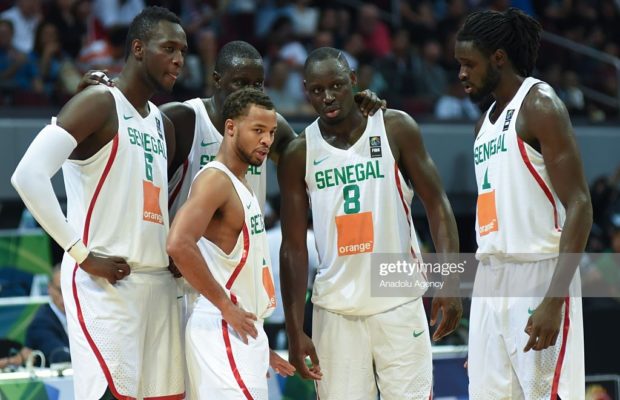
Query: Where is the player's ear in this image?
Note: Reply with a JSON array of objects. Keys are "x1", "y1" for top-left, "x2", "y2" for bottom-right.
[
  {"x1": 224, "y1": 118, "x2": 235, "y2": 136},
  {"x1": 213, "y1": 71, "x2": 221, "y2": 89},
  {"x1": 132, "y1": 39, "x2": 144, "y2": 61},
  {"x1": 492, "y1": 48, "x2": 506, "y2": 67},
  {"x1": 349, "y1": 70, "x2": 357, "y2": 86}
]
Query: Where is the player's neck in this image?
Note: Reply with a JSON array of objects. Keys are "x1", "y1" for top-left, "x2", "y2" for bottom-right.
[
  {"x1": 215, "y1": 153, "x2": 248, "y2": 181},
  {"x1": 115, "y1": 72, "x2": 154, "y2": 116},
  {"x1": 205, "y1": 96, "x2": 225, "y2": 136},
  {"x1": 492, "y1": 74, "x2": 525, "y2": 112},
  {"x1": 318, "y1": 108, "x2": 366, "y2": 142}
]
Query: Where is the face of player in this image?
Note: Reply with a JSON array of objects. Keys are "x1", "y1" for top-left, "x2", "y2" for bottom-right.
[
  {"x1": 142, "y1": 20, "x2": 187, "y2": 93},
  {"x1": 216, "y1": 57, "x2": 265, "y2": 99},
  {"x1": 233, "y1": 105, "x2": 277, "y2": 166},
  {"x1": 304, "y1": 57, "x2": 356, "y2": 125},
  {"x1": 454, "y1": 40, "x2": 501, "y2": 103}
]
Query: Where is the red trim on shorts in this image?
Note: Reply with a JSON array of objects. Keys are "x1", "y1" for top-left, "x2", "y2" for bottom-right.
[
  {"x1": 222, "y1": 320, "x2": 254, "y2": 400},
  {"x1": 394, "y1": 162, "x2": 417, "y2": 260},
  {"x1": 220, "y1": 223, "x2": 253, "y2": 398},
  {"x1": 516, "y1": 137, "x2": 561, "y2": 231},
  {"x1": 225, "y1": 224, "x2": 250, "y2": 290},
  {"x1": 168, "y1": 158, "x2": 189, "y2": 207},
  {"x1": 71, "y1": 136, "x2": 134, "y2": 400},
  {"x1": 143, "y1": 394, "x2": 186, "y2": 400},
  {"x1": 550, "y1": 297, "x2": 570, "y2": 399}
]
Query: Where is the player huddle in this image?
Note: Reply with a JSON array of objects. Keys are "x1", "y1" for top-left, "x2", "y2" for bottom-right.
[{"x1": 12, "y1": 6, "x2": 591, "y2": 400}]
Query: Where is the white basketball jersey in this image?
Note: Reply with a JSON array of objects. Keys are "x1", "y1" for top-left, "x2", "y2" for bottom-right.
[
  {"x1": 194, "y1": 161, "x2": 276, "y2": 320},
  {"x1": 305, "y1": 110, "x2": 425, "y2": 316},
  {"x1": 168, "y1": 98, "x2": 267, "y2": 218},
  {"x1": 62, "y1": 86, "x2": 169, "y2": 270},
  {"x1": 474, "y1": 77, "x2": 565, "y2": 261}
]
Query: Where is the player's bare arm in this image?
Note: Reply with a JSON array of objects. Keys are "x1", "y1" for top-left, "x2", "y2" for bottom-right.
[
  {"x1": 160, "y1": 101, "x2": 196, "y2": 174},
  {"x1": 167, "y1": 169, "x2": 258, "y2": 343},
  {"x1": 11, "y1": 85, "x2": 131, "y2": 284},
  {"x1": 270, "y1": 113, "x2": 297, "y2": 165},
  {"x1": 278, "y1": 134, "x2": 322, "y2": 380},
  {"x1": 518, "y1": 84, "x2": 592, "y2": 352},
  {"x1": 57, "y1": 85, "x2": 118, "y2": 159},
  {"x1": 385, "y1": 109, "x2": 463, "y2": 341}
]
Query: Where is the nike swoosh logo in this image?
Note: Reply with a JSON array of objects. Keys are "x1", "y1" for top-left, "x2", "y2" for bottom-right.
[
  {"x1": 413, "y1": 330, "x2": 424, "y2": 338},
  {"x1": 201, "y1": 140, "x2": 218, "y2": 147},
  {"x1": 313, "y1": 156, "x2": 330, "y2": 166},
  {"x1": 123, "y1": 114, "x2": 133, "y2": 120},
  {"x1": 528, "y1": 307, "x2": 535, "y2": 315},
  {"x1": 246, "y1": 202, "x2": 252, "y2": 209}
]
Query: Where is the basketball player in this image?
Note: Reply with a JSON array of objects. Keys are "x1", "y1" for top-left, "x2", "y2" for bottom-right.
[
  {"x1": 455, "y1": 8, "x2": 592, "y2": 399},
  {"x1": 11, "y1": 7, "x2": 187, "y2": 400},
  {"x1": 167, "y1": 88, "x2": 295, "y2": 399},
  {"x1": 82, "y1": 41, "x2": 386, "y2": 215},
  {"x1": 278, "y1": 47, "x2": 463, "y2": 399},
  {"x1": 157, "y1": 40, "x2": 386, "y2": 327},
  {"x1": 166, "y1": 40, "x2": 386, "y2": 216}
]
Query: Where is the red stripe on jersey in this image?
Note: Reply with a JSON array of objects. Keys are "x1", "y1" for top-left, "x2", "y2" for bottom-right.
[
  {"x1": 517, "y1": 137, "x2": 561, "y2": 231},
  {"x1": 225, "y1": 224, "x2": 250, "y2": 290},
  {"x1": 72, "y1": 135, "x2": 134, "y2": 400}
]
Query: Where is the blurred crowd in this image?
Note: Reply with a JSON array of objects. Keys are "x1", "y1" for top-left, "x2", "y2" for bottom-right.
[{"x1": 1, "y1": 0, "x2": 619, "y2": 121}]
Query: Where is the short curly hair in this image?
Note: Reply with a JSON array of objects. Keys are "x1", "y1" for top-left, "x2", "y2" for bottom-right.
[{"x1": 222, "y1": 88, "x2": 274, "y2": 121}]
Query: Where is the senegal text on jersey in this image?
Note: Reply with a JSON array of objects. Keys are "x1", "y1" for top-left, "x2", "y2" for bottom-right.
[
  {"x1": 474, "y1": 133, "x2": 507, "y2": 166},
  {"x1": 128, "y1": 127, "x2": 167, "y2": 159},
  {"x1": 315, "y1": 160, "x2": 385, "y2": 190}
]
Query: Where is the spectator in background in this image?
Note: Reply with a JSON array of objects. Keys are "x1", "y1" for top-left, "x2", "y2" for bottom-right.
[
  {"x1": 255, "y1": 0, "x2": 292, "y2": 39},
  {"x1": 400, "y1": 0, "x2": 437, "y2": 45},
  {"x1": 356, "y1": 3, "x2": 391, "y2": 58},
  {"x1": 313, "y1": 30, "x2": 358, "y2": 71},
  {"x1": 46, "y1": 0, "x2": 87, "y2": 59},
  {"x1": 288, "y1": 0, "x2": 319, "y2": 43},
  {"x1": 316, "y1": 7, "x2": 351, "y2": 50},
  {"x1": 0, "y1": 19, "x2": 38, "y2": 95},
  {"x1": 0, "y1": 0, "x2": 42, "y2": 54},
  {"x1": 265, "y1": 57, "x2": 314, "y2": 117},
  {"x1": 25, "y1": 264, "x2": 70, "y2": 367},
  {"x1": 355, "y1": 62, "x2": 387, "y2": 97},
  {"x1": 558, "y1": 70, "x2": 585, "y2": 115},
  {"x1": 93, "y1": 0, "x2": 144, "y2": 29},
  {"x1": 0, "y1": 339, "x2": 32, "y2": 370},
  {"x1": 264, "y1": 16, "x2": 307, "y2": 113},
  {"x1": 413, "y1": 39, "x2": 448, "y2": 102},
  {"x1": 181, "y1": 0, "x2": 216, "y2": 93},
  {"x1": 435, "y1": 75, "x2": 481, "y2": 120},
  {"x1": 376, "y1": 28, "x2": 417, "y2": 107},
  {"x1": 30, "y1": 21, "x2": 81, "y2": 98},
  {"x1": 77, "y1": 24, "x2": 128, "y2": 77}
]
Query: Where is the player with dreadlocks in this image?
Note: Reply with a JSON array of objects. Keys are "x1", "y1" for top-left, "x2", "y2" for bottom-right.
[{"x1": 455, "y1": 8, "x2": 591, "y2": 399}]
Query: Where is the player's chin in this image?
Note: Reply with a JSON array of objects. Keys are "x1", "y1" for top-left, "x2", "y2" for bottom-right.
[
  {"x1": 252, "y1": 150, "x2": 269, "y2": 165},
  {"x1": 250, "y1": 157, "x2": 265, "y2": 166},
  {"x1": 159, "y1": 82, "x2": 175, "y2": 93}
]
